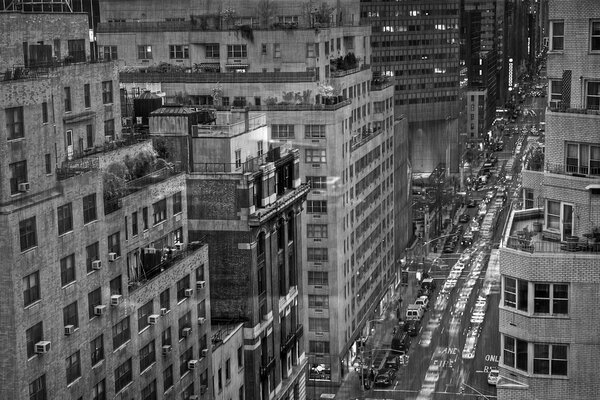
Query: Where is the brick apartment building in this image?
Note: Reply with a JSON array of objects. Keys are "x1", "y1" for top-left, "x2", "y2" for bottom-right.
[
  {"x1": 149, "y1": 106, "x2": 310, "y2": 400},
  {"x1": 0, "y1": 9, "x2": 212, "y2": 400},
  {"x1": 96, "y1": 1, "x2": 412, "y2": 388},
  {"x1": 497, "y1": 1, "x2": 600, "y2": 398}
]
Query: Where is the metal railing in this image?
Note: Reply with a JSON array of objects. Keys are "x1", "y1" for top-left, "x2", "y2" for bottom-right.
[
  {"x1": 371, "y1": 77, "x2": 394, "y2": 91},
  {"x1": 192, "y1": 114, "x2": 266, "y2": 137},
  {"x1": 119, "y1": 71, "x2": 316, "y2": 84},
  {"x1": 350, "y1": 128, "x2": 383, "y2": 152},
  {"x1": 128, "y1": 240, "x2": 207, "y2": 292},
  {"x1": 505, "y1": 235, "x2": 600, "y2": 254},
  {"x1": 544, "y1": 161, "x2": 600, "y2": 177},
  {"x1": 191, "y1": 143, "x2": 293, "y2": 174},
  {"x1": 71, "y1": 135, "x2": 151, "y2": 161},
  {"x1": 3, "y1": 56, "x2": 113, "y2": 82},
  {"x1": 246, "y1": 100, "x2": 351, "y2": 112},
  {"x1": 330, "y1": 64, "x2": 370, "y2": 78},
  {"x1": 56, "y1": 157, "x2": 100, "y2": 180}
]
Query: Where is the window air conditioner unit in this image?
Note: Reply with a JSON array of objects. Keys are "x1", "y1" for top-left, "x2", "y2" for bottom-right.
[
  {"x1": 184, "y1": 288, "x2": 193, "y2": 297},
  {"x1": 162, "y1": 345, "x2": 172, "y2": 355},
  {"x1": 91, "y1": 260, "x2": 102, "y2": 270},
  {"x1": 201, "y1": 349, "x2": 208, "y2": 357},
  {"x1": 174, "y1": 242, "x2": 185, "y2": 251},
  {"x1": 64, "y1": 325, "x2": 75, "y2": 335},
  {"x1": 35, "y1": 341, "x2": 51, "y2": 354},
  {"x1": 108, "y1": 252, "x2": 117, "y2": 262},
  {"x1": 197, "y1": 317, "x2": 206, "y2": 325},
  {"x1": 145, "y1": 248, "x2": 157, "y2": 254},
  {"x1": 182, "y1": 327, "x2": 192, "y2": 337},
  {"x1": 188, "y1": 359, "x2": 198, "y2": 370},
  {"x1": 160, "y1": 308, "x2": 168, "y2": 316},
  {"x1": 196, "y1": 281, "x2": 206, "y2": 289},
  {"x1": 18, "y1": 182, "x2": 30, "y2": 192},
  {"x1": 110, "y1": 294, "x2": 123, "y2": 306},
  {"x1": 94, "y1": 305, "x2": 107, "y2": 316},
  {"x1": 148, "y1": 314, "x2": 160, "y2": 325}
]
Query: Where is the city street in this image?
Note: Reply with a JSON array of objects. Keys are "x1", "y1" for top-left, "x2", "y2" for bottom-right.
[{"x1": 335, "y1": 91, "x2": 546, "y2": 400}]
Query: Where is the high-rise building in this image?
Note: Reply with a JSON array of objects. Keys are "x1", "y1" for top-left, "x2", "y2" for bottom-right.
[
  {"x1": 361, "y1": 0, "x2": 461, "y2": 173},
  {"x1": 96, "y1": 0, "x2": 412, "y2": 388},
  {"x1": 0, "y1": 8, "x2": 213, "y2": 400},
  {"x1": 498, "y1": 1, "x2": 600, "y2": 398},
  {"x1": 150, "y1": 106, "x2": 310, "y2": 400}
]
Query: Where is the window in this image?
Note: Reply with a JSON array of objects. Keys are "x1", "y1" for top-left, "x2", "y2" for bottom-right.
[
  {"x1": 227, "y1": 44, "x2": 247, "y2": 58},
  {"x1": 307, "y1": 224, "x2": 328, "y2": 238},
  {"x1": 307, "y1": 176, "x2": 327, "y2": 189},
  {"x1": 163, "y1": 365, "x2": 173, "y2": 392},
  {"x1": 218, "y1": 368, "x2": 223, "y2": 391},
  {"x1": 112, "y1": 317, "x2": 130, "y2": 349},
  {"x1": 550, "y1": 79, "x2": 563, "y2": 103},
  {"x1": 67, "y1": 39, "x2": 85, "y2": 61},
  {"x1": 169, "y1": 45, "x2": 189, "y2": 59},
  {"x1": 172, "y1": 192, "x2": 182, "y2": 214},
  {"x1": 138, "y1": 300, "x2": 154, "y2": 332},
  {"x1": 305, "y1": 125, "x2": 326, "y2": 138},
  {"x1": 60, "y1": 254, "x2": 76, "y2": 286},
  {"x1": 308, "y1": 295, "x2": 329, "y2": 309},
  {"x1": 272, "y1": 124, "x2": 295, "y2": 139},
  {"x1": 84, "y1": 83, "x2": 91, "y2": 108},
  {"x1": 57, "y1": 203, "x2": 73, "y2": 235},
  {"x1": 549, "y1": 20, "x2": 564, "y2": 51},
  {"x1": 179, "y1": 346, "x2": 193, "y2": 376},
  {"x1": 101, "y1": 45, "x2": 118, "y2": 60},
  {"x1": 235, "y1": 149, "x2": 242, "y2": 169},
  {"x1": 546, "y1": 200, "x2": 561, "y2": 230},
  {"x1": 503, "y1": 335, "x2": 528, "y2": 371},
  {"x1": 110, "y1": 275, "x2": 122, "y2": 295},
  {"x1": 23, "y1": 270, "x2": 41, "y2": 307},
  {"x1": 44, "y1": 154, "x2": 52, "y2": 175},
  {"x1": 141, "y1": 380, "x2": 157, "y2": 400},
  {"x1": 26, "y1": 322, "x2": 43, "y2": 358},
  {"x1": 183, "y1": 383, "x2": 194, "y2": 399},
  {"x1": 306, "y1": 43, "x2": 315, "y2": 58},
  {"x1": 101, "y1": 81, "x2": 113, "y2": 104},
  {"x1": 114, "y1": 358, "x2": 132, "y2": 392},
  {"x1": 82, "y1": 194, "x2": 97, "y2": 224},
  {"x1": 92, "y1": 380, "x2": 106, "y2": 400},
  {"x1": 108, "y1": 231, "x2": 121, "y2": 257},
  {"x1": 239, "y1": 386, "x2": 244, "y2": 400},
  {"x1": 162, "y1": 327, "x2": 172, "y2": 347},
  {"x1": 138, "y1": 45, "x2": 153, "y2": 59},
  {"x1": 206, "y1": 44, "x2": 220, "y2": 58},
  {"x1": 4, "y1": 107, "x2": 25, "y2": 140},
  {"x1": 140, "y1": 340, "x2": 156, "y2": 371},
  {"x1": 142, "y1": 207, "x2": 149, "y2": 230},
  {"x1": 524, "y1": 189, "x2": 534, "y2": 209},
  {"x1": 586, "y1": 81, "x2": 600, "y2": 110},
  {"x1": 66, "y1": 351, "x2": 81, "y2": 384},
  {"x1": 160, "y1": 289, "x2": 170, "y2": 311},
  {"x1": 153, "y1": 199, "x2": 167, "y2": 224},
  {"x1": 237, "y1": 346, "x2": 244, "y2": 368},
  {"x1": 308, "y1": 317, "x2": 329, "y2": 332},
  {"x1": 88, "y1": 288, "x2": 102, "y2": 319},
  {"x1": 85, "y1": 242, "x2": 100, "y2": 273},
  {"x1": 309, "y1": 341, "x2": 330, "y2": 354},
  {"x1": 274, "y1": 43, "x2": 281, "y2": 58},
  {"x1": 308, "y1": 271, "x2": 328, "y2": 286},
  {"x1": 10, "y1": 160, "x2": 28, "y2": 194},
  {"x1": 104, "y1": 119, "x2": 115, "y2": 139},
  {"x1": 90, "y1": 335, "x2": 104, "y2": 366},
  {"x1": 226, "y1": 358, "x2": 231, "y2": 381},
  {"x1": 261, "y1": 43, "x2": 267, "y2": 55},
  {"x1": 63, "y1": 301, "x2": 78, "y2": 328},
  {"x1": 534, "y1": 283, "x2": 568, "y2": 314},
  {"x1": 533, "y1": 344, "x2": 568, "y2": 375},
  {"x1": 307, "y1": 200, "x2": 327, "y2": 214},
  {"x1": 86, "y1": 124, "x2": 94, "y2": 148},
  {"x1": 178, "y1": 311, "x2": 192, "y2": 339},
  {"x1": 29, "y1": 375, "x2": 46, "y2": 400},
  {"x1": 64, "y1": 87, "x2": 72, "y2": 112},
  {"x1": 257, "y1": 140, "x2": 264, "y2": 157},
  {"x1": 305, "y1": 149, "x2": 327, "y2": 163},
  {"x1": 503, "y1": 277, "x2": 528, "y2": 311},
  {"x1": 307, "y1": 247, "x2": 328, "y2": 262},
  {"x1": 42, "y1": 102, "x2": 48, "y2": 123},
  {"x1": 177, "y1": 275, "x2": 190, "y2": 302}
]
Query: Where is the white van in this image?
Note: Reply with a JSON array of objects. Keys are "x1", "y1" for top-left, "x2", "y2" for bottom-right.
[{"x1": 406, "y1": 304, "x2": 424, "y2": 321}]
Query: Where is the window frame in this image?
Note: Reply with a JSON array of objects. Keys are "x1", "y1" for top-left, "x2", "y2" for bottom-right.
[
  {"x1": 533, "y1": 283, "x2": 569, "y2": 315},
  {"x1": 152, "y1": 199, "x2": 167, "y2": 225},
  {"x1": 169, "y1": 44, "x2": 189, "y2": 59},
  {"x1": 586, "y1": 81, "x2": 600, "y2": 110},
  {"x1": 502, "y1": 335, "x2": 528, "y2": 372},
  {"x1": 108, "y1": 231, "x2": 121, "y2": 257},
  {"x1": 272, "y1": 124, "x2": 295, "y2": 139},
  {"x1": 112, "y1": 316, "x2": 130, "y2": 349},
  {"x1": 227, "y1": 44, "x2": 247, "y2": 58},
  {"x1": 65, "y1": 350, "x2": 81, "y2": 385},
  {"x1": 64, "y1": 87, "x2": 72, "y2": 112},
  {"x1": 307, "y1": 176, "x2": 327, "y2": 189},
  {"x1": 307, "y1": 224, "x2": 328, "y2": 238},
  {"x1": 6, "y1": 106, "x2": 24, "y2": 140},
  {"x1": 305, "y1": 148, "x2": 327, "y2": 163},
  {"x1": 57, "y1": 203, "x2": 73, "y2": 235},
  {"x1": 137, "y1": 300, "x2": 154, "y2": 332},
  {"x1": 550, "y1": 20, "x2": 565, "y2": 51},
  {"x1": 26, "y1": 321, "x2": 44, "y2": 358},
  {"x1": 114, "y1": 358, "x2": 132, "y2": 393},
  {"x1": 205, "y1": 43, "x2": 220, "y2": 58},
  {"x1": 172, "y1": 192, "x2": 183, "y2": 215},
  {"x1": 83, "y1": 194, "x2": 97, "y2": 224},
  {"x1": 85, "y1": 242, "x2": 100, "y2": 273},
  {"x1": 23, "y1": 270, "x2": 40, "y2": 306},
  {"x1": 306, "y1": 200, "x2": 327, "y2": 214},
  {"x1": 137, "y1": 45, "x2": 153, "y2": 60},
  {"x1": 308, "y1": 271, "x2": 328, "y2": 286},
  {"x1": 10, "y1": 160, "x2": 28, "y2": 195},
  {"x1": 176, "y1": 275, "x2": 190, "y2": 302},
  {"x1": 305, "y1": 125, "x2": 326, "y2": 138},
  {"x1": 307, "y1": 247, "x2": 328, "y2": 262},
  {"x1": 90, "y1": 334, "x2": 104, "y2": 366},
  {"x1": 139, "y1": 340, "x2": 156, "y2": 372},
  {"x1": 308, "y1": 317, "x2": 330, "y2": 332},
  {"x1": 60, "y1": 254, "x2": 76, "y2": 287},
  {"x1": 88, "y1": 287, "x2": 102, "y2": 319},
  {"x1": 28, "y1": 375, "x2": 46, "y2": 400},
  {"x1": 101, "y1": 81, "x2": 113, "y2": 105}
]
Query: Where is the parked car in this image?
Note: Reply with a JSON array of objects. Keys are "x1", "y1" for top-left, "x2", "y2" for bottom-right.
[
  {"x1": 487, "y1": 369, "x2": 499, "y2": 385},
  {"x1": 458, "y1": 214, "x2": 470, "y2": 223},
  {"x1": 415, "y1": 296, "x2": 429, "y2": 310},
  {"x1": 407, "y1": 319, "x2": 421, "y2": 337}
]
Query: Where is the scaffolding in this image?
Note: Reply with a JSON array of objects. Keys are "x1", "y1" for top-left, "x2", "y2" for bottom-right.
[{"x1": 1, "y1": 0, "x2": 72, "y2": 12}]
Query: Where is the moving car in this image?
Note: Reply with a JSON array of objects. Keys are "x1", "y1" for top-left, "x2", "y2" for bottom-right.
[
  {"x1": 374, "y1": 369, "x2": 397, "y2": 387},
  {"x1": 458, "y1": 214, "x2": 470, "y2": 223},
  {"x1": 407, "y1": 319, "x2": 421, "y2": 337}
]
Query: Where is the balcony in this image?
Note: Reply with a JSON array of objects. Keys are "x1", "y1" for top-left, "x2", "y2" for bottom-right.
[
  {"x1": 280, "y1": 333, "x2": 296, "y2": 355},
  {"x1": 104, "y1": 164, "x2": 183, "y2": 215},
  {"x1": 544, "y1": 162, "x2": 600, "y2": 178},
  {"x1": 246, "y1": 99, "x2": 351, "y2": 112},
  {"x1": 191, "y1": 143, "x2": 294, "y2": 174},
  {"x1": 350, "y1": 127, "x2": 384, "y2": 152},
  {"x1": 330, "y1": 63, "x2": 370, "y2": 78},
  {"x1": 371, "y1": 76, "x2": 394, "y2": 91},
  {"x1": 120, "y1": 70, "x2": 317, "y2": 84},
  {"x1": 56, "y1": 157, "x2": 100, "y2": 180},
  {"x1": 248, "y1": 184, "x2": 310, "y2": 226},
  {"x1": 294, "y1": 323, "x2": 304, "y2": 339},
  {"x1": 192, "y1": 114, "x2": 265, "y2": 138},
  {"x1": 3, "y1": 56, "x2": 113, "y2": 82},
  {"x1": 547, "y1": 105, "x2": 600, "y2": 117},
  {"x1": 503, "y1": 208, "x2": 600, "y2": 254},
  {"x1": 71, "y1": 134, "x2": 151, "y2": 161},
  {"x1": 128, "y1": 240, "x2": 207, "y2": 292},
  {"x1": 260, "y1": 356, "x2": 276, "y2": 379}
]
